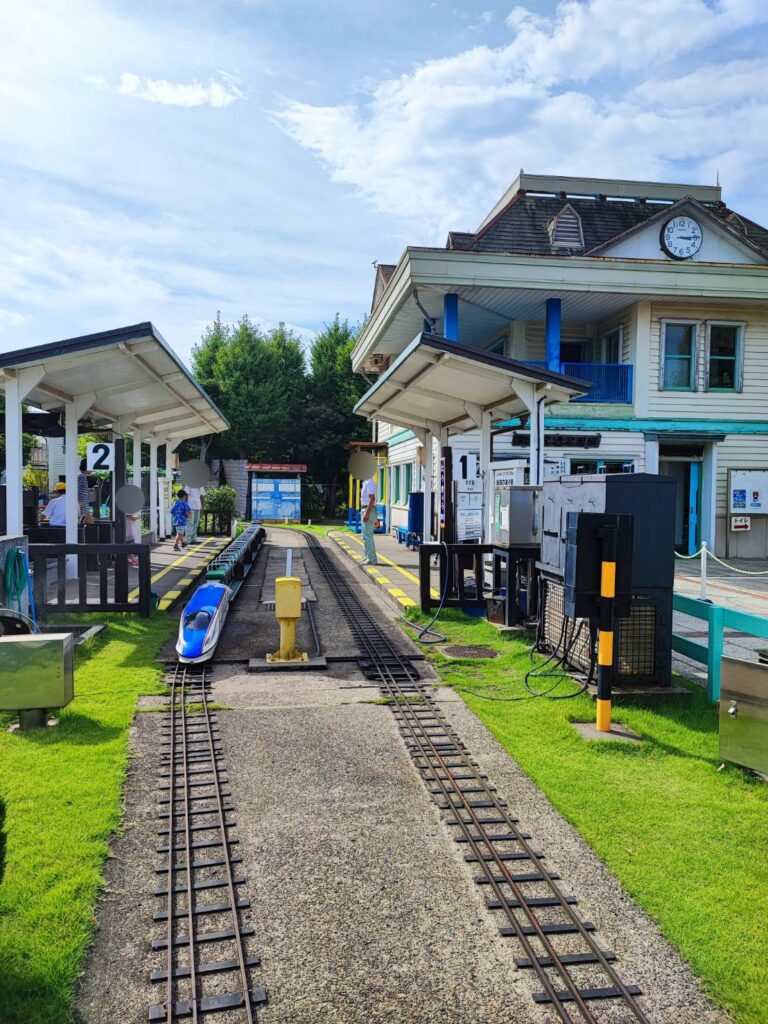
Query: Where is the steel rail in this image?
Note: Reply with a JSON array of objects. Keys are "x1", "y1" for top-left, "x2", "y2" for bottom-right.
[
  {"x1": 198, "y1": 664, "x2": 256, "y2": 1023},
  {"x1": 302, "y1": 532, "x2": 650, "y2": 1024},
  {"x1": 179, "y1": 666, "x2": 200, "y2": 1024},
  {"x1": 165, "y1": 663, "x2": 180, "y2": 1024}
]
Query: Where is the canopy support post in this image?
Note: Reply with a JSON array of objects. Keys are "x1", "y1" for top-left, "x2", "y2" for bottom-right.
[
  {"x1": 148, "y1": 437, "x2": 159, "y2": 542},
  {"x1": 480, "y1": 411, "x2": 493, "y2": 542},
  {"x1": 546, "y1": 297, "x2": 561, "y2": 372},
  {"x1": 65, "y1": 392, "x2": 95, "y2": 578},
  {"x1": 132, "y1": 430, "x2": 143, "y2": 545},
  {"x1": 3, "y1": 366, "x2": 44, "y2": 536}
]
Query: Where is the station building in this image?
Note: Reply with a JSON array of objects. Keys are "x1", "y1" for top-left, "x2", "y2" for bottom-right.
[{"x1": 353, "y1": 173, "x2": 768, "y2": 558}]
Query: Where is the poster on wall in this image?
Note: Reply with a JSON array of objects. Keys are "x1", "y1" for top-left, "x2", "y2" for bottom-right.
[
  {"x1": 728, "y1": 470, "x2": 768, "y2": 515},
  {"x1": 251, "y1": 477, "x2": 301, "y2": 521}
]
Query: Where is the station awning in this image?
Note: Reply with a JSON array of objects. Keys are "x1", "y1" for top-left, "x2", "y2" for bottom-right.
[
  {"x1": 0, "y1": 322, "x2": 228, "y2": 440},
  {"x1": 354, "y1": 333, "x2": 590, "y2": 434}
]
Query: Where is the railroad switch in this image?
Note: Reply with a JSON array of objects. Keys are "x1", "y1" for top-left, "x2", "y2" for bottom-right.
[{"x1": 267, "y1": 576, "x2": 308, "y2": 664}]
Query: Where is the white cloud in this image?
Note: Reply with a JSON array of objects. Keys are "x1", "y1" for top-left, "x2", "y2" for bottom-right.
[
  {"x1": 275, "y1": 0, "x2": 768, "y2": 237},
  {"x1": 117, "y1": 71, "x2": 243, "y2": 108},
  {"x1": 82, "y1": 74, "x2": 107, "y2": 90},
  {"x1": 0, "y1": 309, "x2": 28, "y2": 333}
]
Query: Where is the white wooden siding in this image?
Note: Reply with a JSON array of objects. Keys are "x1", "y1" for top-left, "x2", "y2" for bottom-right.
[
  {"x1": 525, "y1": 320, "x2": 594, "y2": 360},
  {"x1": 648, "y1": 302, "x2": 768, "y2": 419}
]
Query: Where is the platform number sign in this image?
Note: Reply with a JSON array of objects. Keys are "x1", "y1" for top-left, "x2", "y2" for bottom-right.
[{"x1": 86, "y1": 442, "x2": 115, "y2": 472}]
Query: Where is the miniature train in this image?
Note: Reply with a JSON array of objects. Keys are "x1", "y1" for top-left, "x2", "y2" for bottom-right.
[{"x1": 176, "y1": 580, "x2": 233, "y2": 663}]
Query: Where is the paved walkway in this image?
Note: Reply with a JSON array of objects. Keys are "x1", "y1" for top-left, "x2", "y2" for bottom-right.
[
  {"x1": 330, "y1": 528, "x2": 437, "y2": 609},
  {"x1": 128, "y1": 534, "x2": 230, "y2": 611}
]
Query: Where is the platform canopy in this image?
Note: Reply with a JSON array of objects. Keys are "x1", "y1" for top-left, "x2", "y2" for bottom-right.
[
  {"x1": 0, "y1": 322, "x2": 228, "y2": 439},
  {"x1": 354, "y1": 332, "x2": 589, "y2": 434},
  {"x1": 0, "y1": 322, "x2": 228, "y2": 553}
]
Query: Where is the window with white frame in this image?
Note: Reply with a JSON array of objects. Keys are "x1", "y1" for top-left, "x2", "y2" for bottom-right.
[
  {"x1": 601, "y1": 326, "x2": 622, "y2": 363},
  {"x1": 706, "y1": 322, "x2": 744, "y2": 392},
  {"x1": 661, "y1": 321, "x2": 698, "y2": 390}
]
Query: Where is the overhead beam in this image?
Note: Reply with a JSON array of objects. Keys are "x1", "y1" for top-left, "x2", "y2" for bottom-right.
[{"x1": 118, "y1": 343, "x2": 218, "y2": 433}]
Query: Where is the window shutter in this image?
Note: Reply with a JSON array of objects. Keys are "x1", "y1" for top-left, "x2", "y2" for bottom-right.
[{"x1": 548, "y1": 204, "x2": 584, "y2": 252}]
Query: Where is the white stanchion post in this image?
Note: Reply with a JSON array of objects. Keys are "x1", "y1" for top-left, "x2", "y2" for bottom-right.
[{"x1": 700, "y1": 540, "x2": 708, "y2": 601}]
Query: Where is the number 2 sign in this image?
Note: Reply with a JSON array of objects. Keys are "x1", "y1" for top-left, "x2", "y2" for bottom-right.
[{"x1": 86, "y1": 442, "x2": 115, "y2": 472}]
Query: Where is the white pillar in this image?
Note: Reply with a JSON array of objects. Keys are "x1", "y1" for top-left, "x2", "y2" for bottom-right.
[
  {"x1": 480, "y1": 411, "x2": 493, "y2": 542},
  {"x1": 3, "y1": 367, "x2": 44, "y2": 535},
  {"x1": 631, "y1": 300, "x2": 651, "y2": 416},
  {"x1": 132, "y1": 431, "x2": 143, "y2": 544},
  {"x1": 701, "y1": 441, "x2": 718, "y2": 549},
  {"x1": 4, "y1": 378, "x2": 25, "y2": 537},
  {"x1": 423, "y1": 433, "x2": 433, "y2": 540},
  {"x1": 157, "y1": 441, "x2": 167, "y2": 539},
  {"x1": 149, "y1": 437, "x2": 159, "y2": 540},
  {"x1": 528, "y1": 396, "x2": 541, "y2": 486},
  {"x1": 644, "y1": 436, "x2": 660, "y2": 474}
]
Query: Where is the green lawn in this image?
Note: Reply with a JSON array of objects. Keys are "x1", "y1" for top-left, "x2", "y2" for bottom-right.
[
  {"x1": 0, "y1": 614, "x2": 174, "y2": 1024},
  {"x1": 402, "y1": 609, "x2": 768, "y2": 1024},
  {"x1": 277, "y1": 521, "x2": 349, "y2": 537}
]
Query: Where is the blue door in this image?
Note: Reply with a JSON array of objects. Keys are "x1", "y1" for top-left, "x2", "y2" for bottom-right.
[{"x1": 688, "y1": 462, "x2": 700, "y2": 555}]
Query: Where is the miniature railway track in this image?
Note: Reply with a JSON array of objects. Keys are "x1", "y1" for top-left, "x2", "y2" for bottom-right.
[
  {"x1": 303, "y1": 532, "x2": 650, "y2": 1024},
  {"x1": 150, "y1": 662, "x2": 267, "y2": 1022}
]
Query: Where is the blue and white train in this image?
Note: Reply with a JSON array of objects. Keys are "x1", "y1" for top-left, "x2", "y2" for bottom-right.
[{"x1": 176, "y1": 581, "x2": 233, "y2": 664}]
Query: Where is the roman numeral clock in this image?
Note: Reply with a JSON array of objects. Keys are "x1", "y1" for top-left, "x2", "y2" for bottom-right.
[{"x1": 660, "y1": 215, "x2": 703, "y2": 259}]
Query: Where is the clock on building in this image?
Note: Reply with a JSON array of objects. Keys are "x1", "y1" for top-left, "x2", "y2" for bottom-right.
[{"x1": 660, "y1": 216, "x2": 703, "y2": 260}]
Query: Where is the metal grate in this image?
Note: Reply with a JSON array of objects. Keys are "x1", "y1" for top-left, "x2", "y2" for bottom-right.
[{"x1": 541, "y1": 577, "x2": 658, "y2": 681}]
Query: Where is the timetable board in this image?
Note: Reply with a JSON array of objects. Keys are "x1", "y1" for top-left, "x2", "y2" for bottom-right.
[{"x1": 728, "y1": 470, "x2": 768, "y2": 515}]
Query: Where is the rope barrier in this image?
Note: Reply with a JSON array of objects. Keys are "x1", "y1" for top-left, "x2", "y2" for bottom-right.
[{"x1": 677, "y1": 542, "x2": 768, "y2": 583}]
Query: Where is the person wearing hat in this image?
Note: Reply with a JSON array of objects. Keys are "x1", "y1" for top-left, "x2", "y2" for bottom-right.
[{"x1": 42, "y1": 482, "x2": 68, "y2": 526}]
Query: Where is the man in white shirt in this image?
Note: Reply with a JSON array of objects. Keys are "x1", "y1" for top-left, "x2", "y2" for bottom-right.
[
  {"x1": 42, "y1": 482, "x2": 67, "y2": 526},
  {"x1": 184, "y1": 485, "x2": 205, "y2": 544},
  {"x1": 360, "y1": 476, "x2": 378, "y2": 565}
]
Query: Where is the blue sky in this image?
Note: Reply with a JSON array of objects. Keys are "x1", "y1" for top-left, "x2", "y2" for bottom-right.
[{"x1": 1, "y1": 0, "x2": 767, "y2": 366}]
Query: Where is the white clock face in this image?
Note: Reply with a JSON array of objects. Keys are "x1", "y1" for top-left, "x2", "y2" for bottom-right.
[{"x1": 661, "y1": 216, "x2": 703, "y2": 260}]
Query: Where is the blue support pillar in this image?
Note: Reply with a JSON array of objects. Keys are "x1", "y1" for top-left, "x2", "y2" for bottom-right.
[
  {"x1": 443, "y1": 293, "x2": 459, "y2": 341},
  {"x1": 545, "y1": 297, "x2": 561, "y2": 372}
]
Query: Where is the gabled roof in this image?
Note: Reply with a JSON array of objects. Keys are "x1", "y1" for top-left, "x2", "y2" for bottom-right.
[
  {"x1": 444, "y1": 192, "x2": 768, "y2": 260},
  {"x1": 371, "y1": 263, "x2": 397, "y2": 312},
  {"x1": 585, "y1": 195, "x2": 768, "y2": 260}
]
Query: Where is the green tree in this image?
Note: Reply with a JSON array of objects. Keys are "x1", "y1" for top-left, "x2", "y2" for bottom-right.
[
  {"x1": 192, "y1": 317, "x2": 307, "y2": 461},
  {"x1": 304, "y1": 316, "x2": 368, "y2": 517}
]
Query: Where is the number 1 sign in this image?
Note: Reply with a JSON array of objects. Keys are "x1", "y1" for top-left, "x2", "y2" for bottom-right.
[{"x1": 86, "y1": 442, "x2": 115, "y2": 472}]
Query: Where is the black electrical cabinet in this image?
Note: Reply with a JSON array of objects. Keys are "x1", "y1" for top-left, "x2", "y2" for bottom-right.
[{"x1": 538, "y1": 474, "x2": 676, "y2": 687}]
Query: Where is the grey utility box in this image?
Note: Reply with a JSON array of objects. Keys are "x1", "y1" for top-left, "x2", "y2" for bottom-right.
[
  {"x1": 492, "y1": 486, "x2": 542, "y2": 546},
  {"x1": 720, "y1": 656, "x2": 768, "y2": 776},
  {"x1": 0, "y1": 633, "x2": 75, "y2": 711}
]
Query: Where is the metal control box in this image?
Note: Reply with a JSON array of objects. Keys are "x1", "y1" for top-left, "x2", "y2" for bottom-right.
[
  {"x1": 492, "y1": 486, "x2": 542, "y2": 547},
  {"x1": 719, "y1": 656, "x2": 768, "y2": 775},
  {"x1": 0, "y1": 633, "x2": 74, "y2": 711}
]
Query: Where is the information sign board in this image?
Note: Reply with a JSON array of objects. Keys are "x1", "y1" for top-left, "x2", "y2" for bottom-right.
[{"x1": 729, "y1": 470, "x2": 768, "y2": 514}]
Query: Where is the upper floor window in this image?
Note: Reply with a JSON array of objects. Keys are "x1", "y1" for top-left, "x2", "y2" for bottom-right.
[
  {"x1": 661, "y1": 321, "x2": 697, "y2": 390},
  {"x1": 602, "y1": 327, "x2": 622, "y2": 363},
  {"x1": 706, "y1": 323, "x2": 743, "y2": 392}
]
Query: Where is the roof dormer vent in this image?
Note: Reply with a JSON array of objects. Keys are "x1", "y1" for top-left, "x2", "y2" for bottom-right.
[
  {"x1": 547, "y1": 203, "x2": 584, "y2": 253},
  {"x1": 726, "y1": 212, "x2": 747, "y2": 233}
]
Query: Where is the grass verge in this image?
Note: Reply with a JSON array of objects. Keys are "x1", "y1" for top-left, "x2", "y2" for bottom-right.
[
  {"x1": 402, "y1": 608, "x2": 768, "y2": 1024},
  {"x1": 0, "y1": 612, "x2": 175, "y2": 1024}
]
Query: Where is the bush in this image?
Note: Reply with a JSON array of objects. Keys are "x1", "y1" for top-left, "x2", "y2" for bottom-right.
[{"x1": 203, "y1": 485, "x2": 237, "y2": 514}]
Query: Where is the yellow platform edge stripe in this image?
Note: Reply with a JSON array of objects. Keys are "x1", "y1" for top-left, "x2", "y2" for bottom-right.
[{"x1": 332, "y1": 532, "x2": 439, "y2": 599}]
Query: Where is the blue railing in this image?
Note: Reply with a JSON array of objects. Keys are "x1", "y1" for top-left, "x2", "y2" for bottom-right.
[{"x1": 523, "y1": 361, "x2": 633, "y2": 403}]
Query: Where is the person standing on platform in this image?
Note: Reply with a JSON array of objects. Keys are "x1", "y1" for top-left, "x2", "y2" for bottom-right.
[
  {"x1": 360, "y1": 476, "x2": 378, "y2": 565},
  {"x1": 78, "y1": 459, "x2": 93, "y2": 524},
  {"x1": 184, "y1": 484, "x2": 205, "y2": 544},
  {"x1": 170, "y1": 490, "x2": 191, "y2": 551}
]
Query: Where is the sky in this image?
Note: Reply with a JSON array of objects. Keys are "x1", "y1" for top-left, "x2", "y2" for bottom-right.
[{"x1": 1, "y1": 0, "x2": 768, "y2": 367}]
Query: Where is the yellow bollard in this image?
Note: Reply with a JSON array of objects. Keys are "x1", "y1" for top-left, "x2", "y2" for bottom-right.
[{"x1": 267, "y1": 576, "x2": 308, "y2": 663}]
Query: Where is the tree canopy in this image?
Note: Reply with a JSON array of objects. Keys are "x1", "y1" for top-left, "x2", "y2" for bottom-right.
[{"x1": 191, "y1": 314, "x2": 369, "y2": 515}]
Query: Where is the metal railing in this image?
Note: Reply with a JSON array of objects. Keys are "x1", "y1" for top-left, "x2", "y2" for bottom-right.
[
  {"x1": 523, "y1": 361, "x2": 633, "y2": 403},
  {"x1": 672, "y1": 593, "x2": 768, "y2": 703}
]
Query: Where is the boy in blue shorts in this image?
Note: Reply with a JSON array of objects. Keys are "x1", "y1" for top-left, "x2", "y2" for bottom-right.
[{"x1": 170, "y1": 490, "x2": 191, "y2": 551}]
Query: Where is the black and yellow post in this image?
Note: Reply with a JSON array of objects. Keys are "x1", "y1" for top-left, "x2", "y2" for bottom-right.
[{"x1": 596, "y1": 524, "x2": 619, "y2": 732}]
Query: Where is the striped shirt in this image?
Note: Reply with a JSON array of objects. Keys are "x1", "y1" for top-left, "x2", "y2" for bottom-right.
[{"x1": 77, "y1": 472, "x2": 90, "y2": 515}]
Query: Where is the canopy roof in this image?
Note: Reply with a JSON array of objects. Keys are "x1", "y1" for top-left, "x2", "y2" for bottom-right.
[
  {"x1": 0, "y1": 323, "x2": 228, "y2": 441},
  {"x1": 354, "y1": 333, "x2": 589, "y2": 434}
]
